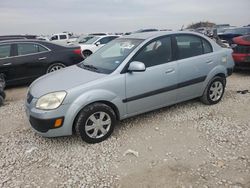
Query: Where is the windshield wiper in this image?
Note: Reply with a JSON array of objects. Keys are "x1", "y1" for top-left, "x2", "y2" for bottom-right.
[{"x1": 82, "y1": 64, "x2": 100, "y2": 72}]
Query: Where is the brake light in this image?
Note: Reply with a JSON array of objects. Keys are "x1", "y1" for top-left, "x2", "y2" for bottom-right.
[{"x1": 73, "y1": 49, "x2": 82, "y2": 57}]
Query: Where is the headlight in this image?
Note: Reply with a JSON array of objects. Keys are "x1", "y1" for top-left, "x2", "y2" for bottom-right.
[{"x1": 36, "y1": 91, "x2": 67, "y2": 110}]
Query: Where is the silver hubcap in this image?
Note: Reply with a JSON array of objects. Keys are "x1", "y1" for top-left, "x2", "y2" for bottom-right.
[
  {"x1": 85, "y1": 112, "x2": 111, "y2": 139},
  {"x1": 49, "y1": 64, "x2": 65, "y2": 72},
  {"x1": 209, "y1": 81, "x2": 223, "y2": 101}
]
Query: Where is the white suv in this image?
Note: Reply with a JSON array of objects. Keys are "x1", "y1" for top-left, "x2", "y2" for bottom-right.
[{"x1": 79, "y1": 35, "x2": 119, "y2": 58}]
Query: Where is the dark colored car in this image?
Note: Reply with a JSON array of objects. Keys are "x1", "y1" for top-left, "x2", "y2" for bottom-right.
[
  {"x1": 0, "y1": 40, "x2": 83, "y2": 86},
  {"x1": 218, "y1": 27, "x2": 250, "y2": 45},
  {"x1": 232, "y1": 35, "x2": 250, "y2": 70}
]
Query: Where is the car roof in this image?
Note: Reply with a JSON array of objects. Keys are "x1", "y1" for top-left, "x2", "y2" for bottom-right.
[
  {"x1": 122, "y1": 31, "x2": 206, "y2": 40},
  {"x1": 0, "y1": 39, "x2": 47, "y2": 44}
]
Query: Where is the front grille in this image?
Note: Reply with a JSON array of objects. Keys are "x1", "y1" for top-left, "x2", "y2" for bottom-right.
[{"x1": 27, "y1": 92, "x2": 33, "y2": 104}]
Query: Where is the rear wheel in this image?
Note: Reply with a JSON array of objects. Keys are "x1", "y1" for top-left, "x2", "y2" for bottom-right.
[
  {"x1": 47, "y1": 63, "x2": 66, "y2": 73},
  {"x1": 75, "y1": 103, "x2": 116, "y2": 143},
  {"x1": 200, "y1": 76, "x2": 226, "y2": 105}
]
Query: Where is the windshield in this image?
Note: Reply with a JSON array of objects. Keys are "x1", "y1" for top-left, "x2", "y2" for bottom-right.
[
  {"x1": 84, "y1": 36, "x2": 101, "y2": 44},
  {"x1": 78, "y1": 38, "x2": 143, "y2": 74},
  {"x1": 77, "y1": 35, "x2": 95, "y2": 44}
]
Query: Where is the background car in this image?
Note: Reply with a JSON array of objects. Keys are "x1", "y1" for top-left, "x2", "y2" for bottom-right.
[
  {"x1": 0, "y1": 39, "x2": 83, "y2": 86},
  {"x1": 79, "y1": 35, "x2": 119, "y2": 58},
  {"x1": 231, "y1": 35, "x2": 250, "y2": 69},
  {"x1": 218, "y1": 27, "x2": 250, "y2": 45},
  {"x1": 50, "y1": 32, "x2": 78, "y2": 45}
]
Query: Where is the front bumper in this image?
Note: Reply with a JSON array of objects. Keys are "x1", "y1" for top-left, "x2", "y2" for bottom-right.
[
  {"x1": 25, "y1": 93, "x2": 80, "y2": 137},
  {"x1": 29, "y1": 116, "x2": 64, "y2": 133}
]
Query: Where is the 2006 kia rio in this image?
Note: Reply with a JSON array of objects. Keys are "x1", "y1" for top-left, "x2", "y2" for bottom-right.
[{"x1": 26, "y1": 31, "x2": 234, "y2": 143}]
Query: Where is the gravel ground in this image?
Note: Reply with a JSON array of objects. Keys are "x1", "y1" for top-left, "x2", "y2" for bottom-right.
[{"x1": 0, "y1": 72, "x2": 250, "y2": 188}]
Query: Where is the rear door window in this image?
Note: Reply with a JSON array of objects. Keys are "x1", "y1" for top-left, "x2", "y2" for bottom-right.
[
  {"x1": 17, "y1": 43, "x2": 48, "y2": 55},
  {"x1": 18, "y1": 43, "x2": 38, "y2": 55},
  {"x1": 176, "y1": 35, "x2": 203, "y2": 59},
  {"x1": 0, "y1": 44, "x2": 11, "y2": 58}
]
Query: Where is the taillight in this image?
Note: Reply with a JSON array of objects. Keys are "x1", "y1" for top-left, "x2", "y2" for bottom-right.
[{"x1": 73, "y1": 49, "x2": 82, "y2": 57}]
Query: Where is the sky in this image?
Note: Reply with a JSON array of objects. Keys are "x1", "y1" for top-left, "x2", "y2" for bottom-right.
[{"x1": 0, "y1": 0, "x2": 250, "y2": 35}]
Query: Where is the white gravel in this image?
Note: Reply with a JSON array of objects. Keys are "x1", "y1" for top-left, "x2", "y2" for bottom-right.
[{"x1": 0, "y1": 72, "x2": 249, "y2": 187}]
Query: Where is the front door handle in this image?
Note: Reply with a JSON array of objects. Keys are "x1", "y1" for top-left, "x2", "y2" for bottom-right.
[
  {"x1": 38, "y1": 57, "x2": 47, "y2": 60},
  {"x1": 165, "y1": 68, "x2": 175, "y2": 74},
  {"x1": 3, "y1": 63, "x2": 12, "y2": 66}
]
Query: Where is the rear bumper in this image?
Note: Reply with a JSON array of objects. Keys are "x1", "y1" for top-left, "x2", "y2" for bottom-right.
[{"x1": 233, "y1": 53, "x2": 250, "y2": 63}]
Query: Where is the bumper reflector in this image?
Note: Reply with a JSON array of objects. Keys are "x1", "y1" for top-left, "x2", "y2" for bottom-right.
[{"x1": 54, "y1": 118, "x2": 63, "y2": 128}]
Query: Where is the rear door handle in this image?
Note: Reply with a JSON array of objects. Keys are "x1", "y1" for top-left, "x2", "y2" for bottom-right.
[
  {"x1": 165, "y1": 68, "x2": 175, "y2": 74},
  {"x1": 38, "y1": 57, "x2": 47, "y2": 60},
  {"x1": 3, "y1": 63, "x2": 12, "y2": 66}
]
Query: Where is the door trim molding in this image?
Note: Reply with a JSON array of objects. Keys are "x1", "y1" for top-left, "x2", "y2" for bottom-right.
[{"x1": 123, "y1": 76, "x2": 206, "y2": 103}]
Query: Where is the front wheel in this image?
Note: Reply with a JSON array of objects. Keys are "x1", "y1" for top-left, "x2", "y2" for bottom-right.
[
  {"x1": 200, "y1": 76, "x2": 226, "y2": 105},
  {"x1": 75, "y1": 103, "x2": 117, "y2": 143}
]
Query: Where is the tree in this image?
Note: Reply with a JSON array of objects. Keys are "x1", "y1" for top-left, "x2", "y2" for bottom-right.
[{"x1": 186, "y1": 21, "x2": 216, "y2": 29}]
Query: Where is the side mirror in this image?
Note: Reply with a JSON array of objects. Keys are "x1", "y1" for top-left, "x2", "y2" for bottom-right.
[
  {"x1": 95, "y1": 41, "x2": 101, "y2": 46},
  {"x1": 128, "y1": 61, "x2": 146, "y2": 72}
]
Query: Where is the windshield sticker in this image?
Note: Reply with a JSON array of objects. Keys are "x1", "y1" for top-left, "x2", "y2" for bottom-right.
[{"x1": 120, "y1": 43, "x2": 135, "y2": 49}]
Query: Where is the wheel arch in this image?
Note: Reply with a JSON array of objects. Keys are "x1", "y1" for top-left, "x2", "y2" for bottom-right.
[{"x1": 72, "y1": 100, "x2": 120, "y2": 134}]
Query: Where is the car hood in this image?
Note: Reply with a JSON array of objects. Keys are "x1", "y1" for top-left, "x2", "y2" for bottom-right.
[{"x1": 30, "y1": 65, "x2": 106, "y2": 98}]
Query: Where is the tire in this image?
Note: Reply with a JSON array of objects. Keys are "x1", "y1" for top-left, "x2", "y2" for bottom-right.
[
  {"x1": 83, "y1": 50, "x2": 92, "y2": 58},
  {"x1": 75, "y1": 103, "x2": 117, "y2": 143},
  {"x1": 0, "y1": 95, "x2": 4, "y2": 106},
  {"x1": 0, "y1": 91, "x2": 6, "y2": 99},
  {"x1": 200, "y1": 76, "x2": 226, "y2": 105},
  {"x1": 47, "y1": 63, "x2": 66, "y2": 73}
]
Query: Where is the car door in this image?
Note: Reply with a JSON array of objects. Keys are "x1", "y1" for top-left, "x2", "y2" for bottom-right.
[
  {"x1": 0, "y1": 43, "x2": 15, "y2": 82},
  {"x1": 174, "y1": 34, "x2": 215, "y2": 102},
  {"x1": 15, "y1": 42, "x2": 50, "y2": 80},
  {"x1": 124, "y1": 36, "x2": 178, "y2": 116}
]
